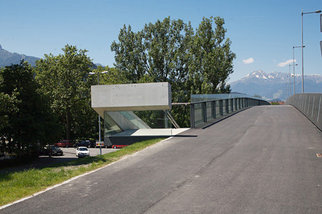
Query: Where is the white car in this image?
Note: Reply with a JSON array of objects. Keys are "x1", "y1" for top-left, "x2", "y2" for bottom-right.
[{"x1": 76, "y1": 147, "x2": 90, "y2": 158}]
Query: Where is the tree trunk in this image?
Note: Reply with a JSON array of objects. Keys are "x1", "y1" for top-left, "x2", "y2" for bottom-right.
[{"x1": 65, "y1": 110, "x2": 71, "y2": 140}]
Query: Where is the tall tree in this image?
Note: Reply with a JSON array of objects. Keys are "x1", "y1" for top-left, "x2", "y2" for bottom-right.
[
  {"x1": 111, "y1": 18, "x2": 193, "y2": 95},
  {"x1": 111, "y1": 17, "x2": 195, "y2": 126},
  {"x1": 0, "y1": 61, "x2": 59, "y2": 156},
  {"x1": 35, "y1": 45, "x2": 95, "y2": 141},
  {"x1": 111, "y1": 16, "x2": 235, "y2": 99},
  {"x1": 189, "y1": 17, "x2": 235, "y2": 94},
  {"x1": 111, "y1": 25, "x2": 147, "y2": 83},
  {"x1": 0, "y1": 92, "x2": 18, "y2": 131},
  {"x1": 111, "y1": 16, "x2": 235, "y2": 126}
]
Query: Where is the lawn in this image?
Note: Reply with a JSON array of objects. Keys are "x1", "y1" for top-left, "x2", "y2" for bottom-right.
[{"x1": 0, "y1": 138, "x2": 164, "y2": 206}]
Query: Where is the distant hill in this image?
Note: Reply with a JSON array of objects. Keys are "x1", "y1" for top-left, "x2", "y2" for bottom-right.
[
  {"x1": 0, "y1": 44, "x2": 104, "y2": 68},
  {"x1": 230, "y1": 70, "x2": 322, "y2": 101},
  {"x1": 0, "y1": 44, "x2": 40, "y2": 67}
]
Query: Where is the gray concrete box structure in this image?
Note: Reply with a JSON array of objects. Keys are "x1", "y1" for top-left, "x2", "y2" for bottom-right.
[
  {"x1": 91, "y1": 82, "x2": 172, "y2": 117},
  {"x1": 91, "y1": 82, "x2": 187, "y2": 147}
]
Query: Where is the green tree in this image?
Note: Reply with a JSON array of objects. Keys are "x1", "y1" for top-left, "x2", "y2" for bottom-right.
[
  {"x1": 112, "y1": 16, "x2": 235, "y2": 98},
  {"x1": 111, "y1": 25, "x2": 147, "y2": 83},
  {"x1": 189, "y1": 17, "x2": 236, "y2": 94},
  {"x1": 111, "y1": 17, "x2": 235, "y2": 126},
  {"x1": 35, "y1": 45, "x2": 96, "y2": 141},
  {"x1": 93, "y1": 65, "x2": 127, "y2": 85},
  {"x1": 0, "y1": 61, "x2": 60, "y2": 157},
  {"x1": 0, "y1": 92, "x2": 18, "y2": 131},
  {"x1": 111, "y1": 17, "x2": 193, "y2": 102},
  {"x1": 111, "y1": 18, "x2": 194, "y2": 126}
]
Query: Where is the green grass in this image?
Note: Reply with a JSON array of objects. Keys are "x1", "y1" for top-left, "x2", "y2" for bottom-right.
[
  {"x1": 0, "y1": 138, "x2": 164, "y2": 206},
  {"x1": 270, "y1": 102, "x2": 281, "y2": 105}
]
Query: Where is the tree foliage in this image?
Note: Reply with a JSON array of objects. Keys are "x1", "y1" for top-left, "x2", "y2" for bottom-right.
[
  {"x1": 93, "y1": 65, "x2": 127, "y2": 85},
  {"x1": 189, "y1": 17, "x2": 235, "y2": 94},
  {"x1": 111, "y1": 16, "x2": 236, "y2": 126},
  {"x1": 0, "y1": 61, "x2": 60, "y2": 157},
  {"x1": 112, "y1": 16, "x2": 235, "y2": 99},
  {"x1": 0, "y1": 91, "x2": 19, "y2": 132},
  {"x1": 35, "y1": 45, "x2": 97, "y2": 141}
]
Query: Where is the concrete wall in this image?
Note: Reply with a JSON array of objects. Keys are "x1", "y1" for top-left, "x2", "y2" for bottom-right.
[
  {"x1": 286, "y1": 93, "x2": 322, "y2": 131},
  {"x1": 91, "y1": 82, "x2": 171, "y2": 117}
]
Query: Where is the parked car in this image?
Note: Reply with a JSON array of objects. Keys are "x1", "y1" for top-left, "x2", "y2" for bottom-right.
[
  {"x1": 40, "y1": 145, "x2": 63, "y2": 156},
  {"x1": 89, "y1": 140, "x2": 96, "y2": 148},
  {"x1": 74, "y1": 140, "x2": 96, "y2": 148},
  {"x1": 55, "y1": 140, "x2": 73, "y2": 148},
  {"x1": 74, "y1": 140, "x2": 90, "y2": 148},
  {"x1": 76, "y1": 147, "x2": 90, "y2": 158}
]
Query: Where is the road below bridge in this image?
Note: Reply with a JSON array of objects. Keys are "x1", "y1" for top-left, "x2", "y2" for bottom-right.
[{"x1": 2, "y1": 105, "x2": 322, "y2": 214}]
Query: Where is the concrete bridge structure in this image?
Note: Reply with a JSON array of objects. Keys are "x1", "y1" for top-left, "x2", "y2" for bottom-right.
[{"x1": 2, "y1": 93, "x2": 322, "y2": 214}]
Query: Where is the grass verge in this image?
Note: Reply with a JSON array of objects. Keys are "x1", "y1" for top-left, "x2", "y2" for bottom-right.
[{"x1": 0, "y1": 138, "x2": 165, "y2": 206}]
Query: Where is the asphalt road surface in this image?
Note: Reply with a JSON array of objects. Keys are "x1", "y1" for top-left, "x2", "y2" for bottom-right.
[{"x1": 2, "y1": 105, "x2": 322, "y2": 214}]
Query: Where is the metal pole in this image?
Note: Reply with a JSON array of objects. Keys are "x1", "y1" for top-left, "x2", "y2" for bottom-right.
[
  {"x1": 98, "y1": 73, "x2": 102, "y2": 155},
  {"x1": 301, "y1": 9, "x2": 322, "y2": 93},
  {"x1": 301, "y1": 9, "x2": 304, "y2": 93},
  {"x1": 293, "y1": 46, "x2": 295, "y2": 95},
  {"x1": 293, "y1": 45, "x2": 304, "y2": 95},
  {"x1": 289, "y1": 64, "x2": 292, "y2": 97}
]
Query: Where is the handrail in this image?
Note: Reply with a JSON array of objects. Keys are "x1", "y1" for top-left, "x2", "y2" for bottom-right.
[
  {"x1": 286, "y1": 93, "x2": 322, "y2": 131},
  {"x1": 190, "y1": 97, "x2": 270, "y2": 128}
]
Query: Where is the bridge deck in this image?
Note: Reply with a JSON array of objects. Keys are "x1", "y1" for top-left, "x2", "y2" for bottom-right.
[{"x1": 2, "y1": 105, "x2": 322, "y2": 214}]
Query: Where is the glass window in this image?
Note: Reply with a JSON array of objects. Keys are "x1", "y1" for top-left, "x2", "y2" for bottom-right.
[{"x1": 104, "y1": 112, "x2": 122, "y2": 136}]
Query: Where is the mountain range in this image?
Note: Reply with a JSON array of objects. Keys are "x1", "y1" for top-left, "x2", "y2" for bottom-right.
[
  {"x1": 230, "y1": 70, "x2": 322, "y2": 101},
  {"x1": 0, "y1": 44, "x2": 40, "y2": 67}
]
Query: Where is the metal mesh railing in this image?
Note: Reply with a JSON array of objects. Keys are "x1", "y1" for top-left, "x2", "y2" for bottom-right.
[
  {"x1": 286, "y1": 93, "x2": 322, "y2": 131},
  {"x1": 190, "y1": 97, "x2": 270, "y2": 128}
]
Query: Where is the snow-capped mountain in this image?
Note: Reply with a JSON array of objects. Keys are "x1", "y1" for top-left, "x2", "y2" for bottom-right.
[{"x1": 230, "y1": 70, "x2": 322, "y2": 101}]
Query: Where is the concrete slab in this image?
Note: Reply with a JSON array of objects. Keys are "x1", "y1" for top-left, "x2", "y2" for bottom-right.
[
  {"x1": 91, "y1": 82, "x2": 171, "y2": 117},
  {"x1": 112, "y1": 128, "x2": 190, "y2": 137}
]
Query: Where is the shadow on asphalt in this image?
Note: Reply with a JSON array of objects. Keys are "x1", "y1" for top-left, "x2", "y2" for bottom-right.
[
  {"x1": 172, "y1": 135, "x2": 198, "y2": 138},
  {"x1": 0, "y1": 155, "x2": 107, "y2": 175}
]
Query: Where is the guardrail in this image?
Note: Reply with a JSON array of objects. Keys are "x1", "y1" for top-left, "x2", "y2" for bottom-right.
[
  {"x1": 286, "y1": 93, "x2": 322, "y2": 131},
  {"x1": 190, "y1": 97, "x2": 270, "y2": 128}
]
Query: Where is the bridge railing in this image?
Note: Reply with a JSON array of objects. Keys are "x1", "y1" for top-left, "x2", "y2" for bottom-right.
[
  {"x1": 286, "y1": 93, "x2": 322, "y2": 131},
  {"x1": 190, "y1": 97, "x2": 270, "y2": 128}
]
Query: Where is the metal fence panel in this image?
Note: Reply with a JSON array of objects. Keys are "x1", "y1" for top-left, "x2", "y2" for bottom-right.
[
  {"x1": 286, "y1": 93, "x2": 322, "y2": 131},
  {"x1": 190, "y1": 97, "x2": 270, "y2": 128}
]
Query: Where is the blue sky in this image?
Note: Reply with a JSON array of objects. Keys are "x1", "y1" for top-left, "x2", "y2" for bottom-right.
[{"x1": 0, "y1": 0, "x2": 321, "y2": 82}]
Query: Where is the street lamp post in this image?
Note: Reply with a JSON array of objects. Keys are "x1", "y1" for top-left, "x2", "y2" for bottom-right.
[
  {"x1": 89, "y1": 71, "x2": 108, "y2": 155},
  {"x1": 293, "y1": 45, "x2": 303, "y2": 95},
  {"x1": 289, "y1": 64, "x2": 292, "y2": 97},
  {"x1": 301, "y1": 9, "x2": 321, "y2": 93}
]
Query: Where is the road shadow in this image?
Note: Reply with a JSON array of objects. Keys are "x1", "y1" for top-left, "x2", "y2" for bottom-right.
[
  {"x1": 172, "y1": 135, "x2": 198, "y2": 138},
  {"x1": 0, "y1": 155, "x2": 108, "y2": 175}
]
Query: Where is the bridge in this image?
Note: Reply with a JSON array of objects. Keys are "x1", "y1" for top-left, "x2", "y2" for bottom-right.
[{"x1": 1, "y1": 94, "x2": 322, "y2": 213}]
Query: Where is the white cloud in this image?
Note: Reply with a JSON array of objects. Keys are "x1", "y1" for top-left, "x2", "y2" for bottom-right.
[
  {"x1": 242, "y1": 57, "x2": 254, "y2": 64},
  {"x1": 277, "y1": 59, "x2": 296, "y2": 67},
  {"x1": 273, "y1": 90, "x2": 283, "y2": 99}
]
